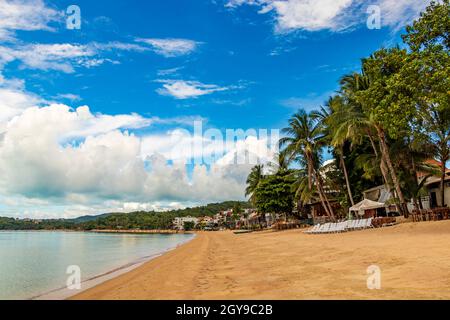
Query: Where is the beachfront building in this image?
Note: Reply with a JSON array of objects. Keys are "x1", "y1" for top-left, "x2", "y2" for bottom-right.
[
  {"x1": 362, "y1": 160, "x2": 450, "y2": 213},
  {"x1": 422, "y1": 162, "x2": 450, "y2": 208},
  {"x1": 172, "y1": 216, "x2": 199, "y2": 231}
]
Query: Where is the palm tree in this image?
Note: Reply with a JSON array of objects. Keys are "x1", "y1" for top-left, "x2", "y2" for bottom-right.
[
  {"x1": 339, "y1": 71, "x2": 409, "y2": 216},
  {"x1": 280, "y1": 109, "x2": 335, "y2": 218},
  {"x1": 312, "y1": 96, "x2": 355, "y2": 206},
  {"x1": 267, "y1": 152, "x2": 290, "y2": 174},
  {"x1": 245, "y1": 165, "x2": 264, "y2": 206}
]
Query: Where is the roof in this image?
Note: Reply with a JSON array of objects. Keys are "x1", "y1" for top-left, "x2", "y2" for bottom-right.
[
  {"x1": 350, "y1": 199, "x2": 386, "y2": 212},
  {"x1": 417, "y1": 159, "x2": 450, "y2": 179},
  {"x1": 425, "y1": 175, "x2": 450, "y2": 186},
  {"x1": 363, "y1": 185, "x2": 386, "y2": 194}
]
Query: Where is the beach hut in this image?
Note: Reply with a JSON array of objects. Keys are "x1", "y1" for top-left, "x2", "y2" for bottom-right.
[{"x1": 349, "y1": 199, "x2": 386, "y2": 219}]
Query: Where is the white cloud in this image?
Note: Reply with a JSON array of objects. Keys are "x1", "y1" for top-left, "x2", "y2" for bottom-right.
[
  {"x1": 226, "y1": 0, "x2": 433, "y2": 33},
  {"x1": 377, "y1": 0, "x2": 433, "y2": 31},
  {"x1": 157, "y1": 66, "x2": 184, "y2": 76},
  {"x1": 156, "y1": 79, "x2": 229, "y2": 99},
  {"x1": 137, "y1": 38, "x2": 200, "y2": 57},
  {"x1": 0, "y1": 97, "x2": 273, "y2": 218},
  {"x1": 0, "y1": 75, "x2": 43, "y2": 132},
  {"x1": 280, "y1": 90, "x2": 337, "y2": 111},
  {"x1": 0, "y1": 42, "x2": 148, "y2": 73},
  {"x1": 0, "y1": 0, "x2": 61, "y2": 41},
  {"x1": 54, "y1": 93, "x2": 82, "y2": 102}
]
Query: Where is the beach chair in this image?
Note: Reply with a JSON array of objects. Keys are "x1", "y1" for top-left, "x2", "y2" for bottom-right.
[
  {"x1": 320, "y1": 223, "x2": 329, "y2": 233},
  {"x1": 366, "y1": 218, "x2": 373, "y2": 228},
  {"x1": 341, "y1": 221, "x2": 349, "y2": 232},
  {"x1": 332, "y1": 223, "x2": 339, "y2": 233},
  {"x1": 355, "y1": 219, "x2": 365, "y2": 230},
  {"x1": 315, "y1": 224, "x2": 326, "y2": 234},
  {"x1": 304, "y1": 224, "x2": 319, "y2": 234},
  {"x1": 328, "y1": 223, "x2": 336, "y2": 233},
  {"x1": 346, "y1": 220, "x2": 355, "y2": 231},
  {"x1": 322, "y1": 223, "x2": 332, "y2": 233}
]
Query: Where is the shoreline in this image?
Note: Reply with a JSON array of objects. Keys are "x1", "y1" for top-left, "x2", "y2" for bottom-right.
[
  {"x1": 73, "y1": 221, "x2": 450, "y2": 300},
  {"x1": 33, "y1": 233, "x2": 196, "y2": 300},
  {"x1": 90, "y1": 229, "x2": 193, "y2": 235}
]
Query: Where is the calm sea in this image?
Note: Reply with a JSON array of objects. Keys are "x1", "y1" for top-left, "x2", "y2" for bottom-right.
[{"x1": 0, "y1": 231, "x2": 194, "y2": 300}]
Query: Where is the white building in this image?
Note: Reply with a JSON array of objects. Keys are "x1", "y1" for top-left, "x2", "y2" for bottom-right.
[{"x1": 172, "y1": 216, "x2": 199, "y2": 230}]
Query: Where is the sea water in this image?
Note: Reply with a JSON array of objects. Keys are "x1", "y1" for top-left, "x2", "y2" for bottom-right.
[{"x1": 0, "y1": 231, "x2": 194, "y2": 299}]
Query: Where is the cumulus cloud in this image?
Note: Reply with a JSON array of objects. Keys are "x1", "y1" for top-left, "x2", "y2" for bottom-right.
[
  {"x1": 0, "y1": 0, "x2": 61, "y2": 41},
  {"x1": 0, "y1": 75, "x2": 43, "y2": 132},
  {"x1": 156, "y1": 79, "x2": 229, "y2": 99},
  {"x1": 226, "y1": 0, "x2": 433, "y2": 33},
  {"x1": 0, "y1": 100, "x2": 277, "y2": 218},
  {"x1": 136, "y1": 38, "x2": 201, "y2": 57}
]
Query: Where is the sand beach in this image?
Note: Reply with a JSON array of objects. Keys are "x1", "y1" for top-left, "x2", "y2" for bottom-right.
[{"x1": 72, "y1": 220, "x2": 450, "y2": 300}]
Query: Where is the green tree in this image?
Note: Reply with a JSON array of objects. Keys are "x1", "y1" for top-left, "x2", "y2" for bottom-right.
[
  {"x1": 245, "y1": 165, "x2": 265, "y2": 205},
  {"x1": 280, "y1": 109, "x2": 335, "y2": 218},
  {"x1": 253, "y1": 171, "x2": 295, "y2": 218},
  {"x1": 183, "y1": 221, "x2": 195, "y2": 231},
  {"x1": 402, "y1": 0, "x2": 450, "y2": 207},
  {"x1": 312, "y1": 96, "x2": 355, "y2": 206}
]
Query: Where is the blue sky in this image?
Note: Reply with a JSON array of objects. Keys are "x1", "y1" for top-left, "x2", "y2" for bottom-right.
[{"x1": 0, "y1": 0, "x2": 432, "y2": 218}]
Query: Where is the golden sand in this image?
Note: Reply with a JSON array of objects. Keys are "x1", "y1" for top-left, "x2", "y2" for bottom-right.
[{"x1": 72, "y1": 220, "x2": 450, "y2": 300}]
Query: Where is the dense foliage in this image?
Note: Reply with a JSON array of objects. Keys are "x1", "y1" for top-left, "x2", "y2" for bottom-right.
[
  {"x1": 247, "y1": 1, "x2": 450, "y2": 219},
  {"x1": 254, "y1": 171, "x2": 296, "y2": 215},
  {"x1": 0, "y1": 201, "x2": 251, "y2": 231}
]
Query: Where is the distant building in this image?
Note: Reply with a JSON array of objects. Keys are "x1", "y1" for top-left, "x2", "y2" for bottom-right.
[{"x1": 172, "y1": 216, "x2": 199, "y2": 230}]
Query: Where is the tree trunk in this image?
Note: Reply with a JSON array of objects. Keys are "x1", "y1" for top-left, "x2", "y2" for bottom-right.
[
  {"x1": 315, "y1": 171, "x2": 335, "y2": 219},
  {"x1": 307, "y1": 152, "x2": 314, "y2": 190},
  {"x1": 307, "y1": 153, "x2": 331, "y2": 217},
  {"x1": 380, "y1": 158, "x2": 392, "y2": 193},
  {"x1": 367, "y1": 132, "x2": 392, "y2": 192},
  {"x1": 367, "y1": 133, "x2": 378, "y2": 158},
  {"x1": 376, "y1": 126, "x2": 409, "y2": 217},
  {"x1": 411, "y1": 155, "x2": 420, "y2": 211},
  {"x1": 316, "y1": 181, "x2": 331, "y2": 217},
  {"x1": 339, "y1": 150, "x2": 355, "y2": 206},
  {"x1": 441, "y1": 158, "x2": 447, "y2": 207}
]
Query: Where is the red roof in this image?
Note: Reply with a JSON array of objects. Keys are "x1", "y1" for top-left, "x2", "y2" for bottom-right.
[{"x1": 417, "y1": 159, "x2": 450, "y2": 178}]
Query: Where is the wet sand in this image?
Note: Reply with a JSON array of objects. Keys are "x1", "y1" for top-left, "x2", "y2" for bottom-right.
[{"x1": 72, "y1": 221, "x2": 450, "y2": 300}]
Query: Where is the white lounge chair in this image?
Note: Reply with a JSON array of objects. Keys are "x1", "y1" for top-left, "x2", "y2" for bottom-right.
[
  {"x1": 315, "y1": 224, "x2": 326, "y2": 234},
  {"x1": 322, "y1": 223, "x2": 332, "y2": 233},
  {"x1": 347, "y1": 219, "x2": 356, "y2": 230},
  {"x1": 328, "y1": 223, "x2": 336, "y2": 233},
  {"x1": 355, "y1": 219, "x2": 364, "y2": 230},
  {"x1": 304, "y1": 224, "x2": 320, "y2": 234},
  {"x1": 339, "y1": 221, "x2": 348, "y2": 232}
]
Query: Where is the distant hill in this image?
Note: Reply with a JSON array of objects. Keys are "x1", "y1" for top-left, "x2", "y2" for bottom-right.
[
  {"x1": 68, "y1": 213, "x2": 113, "y2": 223},
  {"x1": 0, "y1": 201, "x2": 251, "y2": 231}
]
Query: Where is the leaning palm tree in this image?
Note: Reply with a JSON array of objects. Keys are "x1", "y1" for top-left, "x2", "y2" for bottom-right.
[
  {"x1": 280, "y1": 109, "x2": 335, "y2": 218},
  {"x1": 338, "y1": 70, "x2": 410, "y2": 216},
  {"x1": 312, "y1": 96, "x2": 355, "y2": 206},
  {"x1": 245, "y1": 165, "x2": 264, "y2": 206}
]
